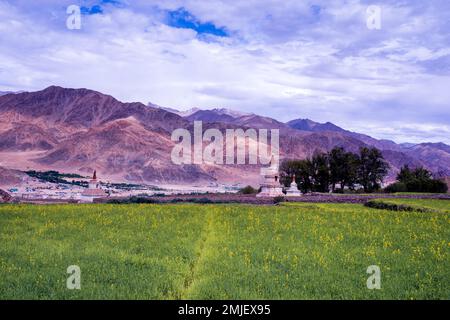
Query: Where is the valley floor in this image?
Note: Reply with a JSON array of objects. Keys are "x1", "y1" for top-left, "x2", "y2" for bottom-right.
[{"x1": 0, "y1": 201, "x2": 448, "y2": 299}]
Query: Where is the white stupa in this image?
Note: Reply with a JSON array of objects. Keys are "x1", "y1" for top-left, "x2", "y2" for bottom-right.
[
  {"x1": 257, "y1": 156, "x2": 284, "y2": 197},
  {"x1": 286, "y1": 175, "x2": 302, "y2": 197},
  {"x1": 80, "y1": 170, "x2": 107, "y2": 203}
]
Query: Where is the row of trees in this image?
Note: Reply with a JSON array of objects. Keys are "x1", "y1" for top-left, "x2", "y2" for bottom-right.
[
  {"x1": 386, "y1": 165, "x2": 448, "y2": 193},
  {"x1": 279, "y1": 147, "x2": 390, "y2": 193}
]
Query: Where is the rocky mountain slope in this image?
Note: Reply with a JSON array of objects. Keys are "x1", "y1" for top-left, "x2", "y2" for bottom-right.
[
  {"x1": 0, "y1": 86, "x2": 448, "y2": 185},
  {"x1": 0, "y1": 166, "x2": 25, "y2": 187},
  {"x1": 0, "y1": 87, "x2": 215, "y2": 183},
  {"x1": 184, "y1": 110, "x2": 449, "y2": 178}
]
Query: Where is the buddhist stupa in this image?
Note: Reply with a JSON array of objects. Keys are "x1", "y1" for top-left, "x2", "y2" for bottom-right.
[
  {"x1": 81, "y1": 170, "x2": 107, "y2": 202},
  {"x1": 257, "y1": 156, "x2": 284, "y2": 197},
  {"x1": 286, "y1": 175, "x2": 302, "y2": 197}
]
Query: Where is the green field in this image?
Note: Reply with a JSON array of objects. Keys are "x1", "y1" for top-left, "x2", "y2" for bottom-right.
[{"x1": 0, "y1": 201, "x2": 449, "y2": 299}]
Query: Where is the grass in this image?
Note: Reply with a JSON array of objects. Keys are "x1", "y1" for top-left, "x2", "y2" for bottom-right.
[{"x1": 0, "y1": 201, "x2": 449, "y2": 300}]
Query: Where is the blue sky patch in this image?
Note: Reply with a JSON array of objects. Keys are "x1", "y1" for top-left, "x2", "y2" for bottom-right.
[
  {"x1": 167, "y1": 8, "x2": 228, "y2": 37},
  {"x1": 101, "y1": 0, "x2": 122, "y2": 5},
  {"x1": 81, "y1": 5, "x2": 103, "y2": 15},
  {"x1": 100, "y1": 0, "x2": 126, "y2": 8},
  {"x1": 310, "y1": 4, "x2": 322, "y2": 17},
  {"x1": 80, "y1": 0, "x2": 125, "y2": 15}
]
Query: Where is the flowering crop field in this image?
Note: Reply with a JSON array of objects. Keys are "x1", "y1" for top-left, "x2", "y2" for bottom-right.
[{"x1": 0, "y1": 201, "x2": 448, "y2": 299}]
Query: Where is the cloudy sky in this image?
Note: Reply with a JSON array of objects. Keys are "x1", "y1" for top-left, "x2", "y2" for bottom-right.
[{"x1": 0, "y1": 0, "x2": 449, "y2": 144}]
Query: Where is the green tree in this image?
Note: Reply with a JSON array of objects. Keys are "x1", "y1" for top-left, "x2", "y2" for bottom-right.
[
  {"x1": 393, "y1": 165, "x2": 448, "y2": 193},
  {"x1": 309, "y1": 153, "x2": 330, "y2": 193},
  {"x1": 357, "y1": 147, "x2": 389, "y2": 193},
  {"x1": 279, "y1": 159, "x2": 313, "y2": 193},
  {"x1": 397, "y1": 165, "x2": 414, "y2": 183},
  {"x1": 412, "y1": 167, "x2": 433, "y2": 181},
  {"x1": 239, "y1": 185, "x2": 258, "y2": 194},
  {"x1": 329, "y1": 147, "x2": 358, "y2": 192}
]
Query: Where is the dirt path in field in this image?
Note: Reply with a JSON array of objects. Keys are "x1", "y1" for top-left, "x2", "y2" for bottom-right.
[{"x1": 177, "y1": 211, "x2": 216, "y2": 299}]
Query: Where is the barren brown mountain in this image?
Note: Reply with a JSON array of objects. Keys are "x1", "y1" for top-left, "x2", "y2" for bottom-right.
[
  {"x1": 0, "y1": 86, "x2": 448, "y2": 185},
  {"x1": 0, "y1": 166, "x2": 25, "y2": 187},
  {"x1": 185, "y1": 109, "x2": 438, "y2": 179}
]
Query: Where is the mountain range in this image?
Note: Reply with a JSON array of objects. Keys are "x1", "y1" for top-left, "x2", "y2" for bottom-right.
[
  {"x1": 0, "y1": 86, "x2": 449, "y2": 186},
  {"x1": 0, "y1": 90, "x2": 25, "y2": 96}
]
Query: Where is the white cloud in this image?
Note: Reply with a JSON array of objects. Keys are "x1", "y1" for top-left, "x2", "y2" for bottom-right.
[{"x1": 0, "y1": 0, "x2": 449, "y2": 144}]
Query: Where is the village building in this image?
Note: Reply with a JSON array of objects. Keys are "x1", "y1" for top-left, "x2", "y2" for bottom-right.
[{"x1": 80, "y1": 171, "x2": 107, "y2": 203}]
